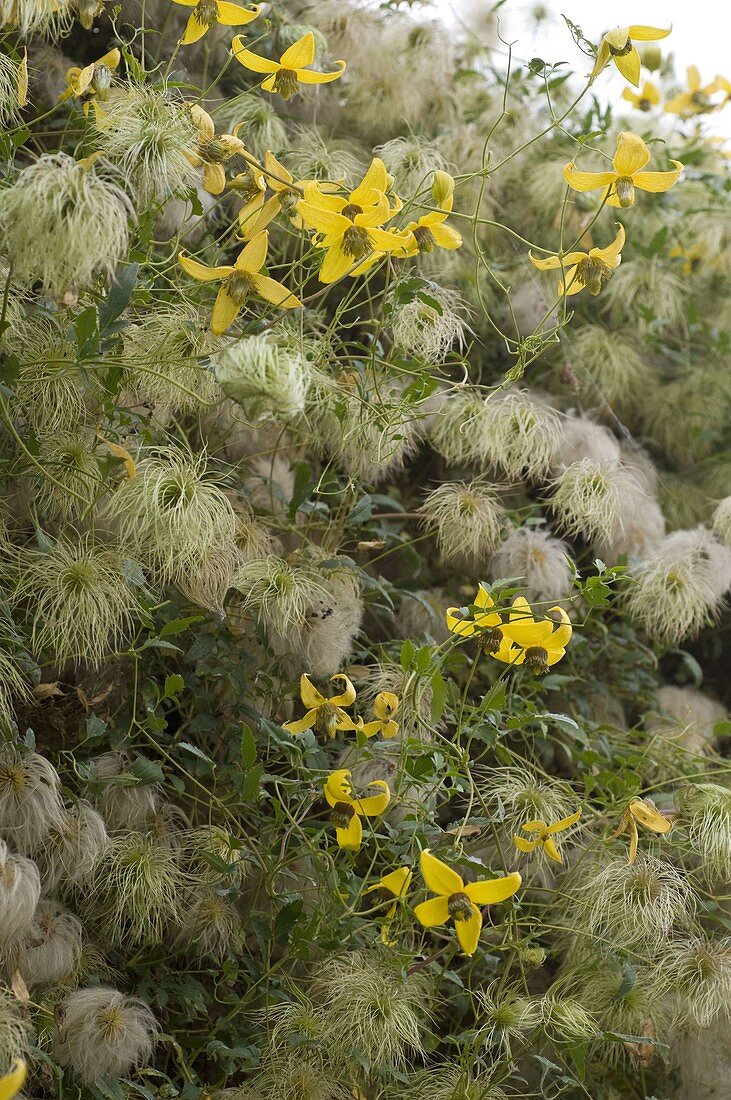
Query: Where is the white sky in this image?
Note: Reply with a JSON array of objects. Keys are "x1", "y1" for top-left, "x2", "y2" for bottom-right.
[{"x1": 432, "y1": 0, "x2": 731, "y2": 136}]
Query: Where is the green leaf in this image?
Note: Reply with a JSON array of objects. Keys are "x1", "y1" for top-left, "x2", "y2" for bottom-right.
[
  {"x1": 98, "y1": 263, "x2": 139, "y2": 331},
  {"x1": 241, "y1": 724, "x2": 257, "y2": 767},
  {"x1": 179, "y1": 741, "x2": 215, "y2": 766},
  {"x1": 159, "y1": 615, "x2": 205, "y2": 638},
  {"x1": 131, "y1": 756, "x2": 164, "y2": 786},
  {"x1": 163, "y1": 674, "x2": 184, "y2": 698}
]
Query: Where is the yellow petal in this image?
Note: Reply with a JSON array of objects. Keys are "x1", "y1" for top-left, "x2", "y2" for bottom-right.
[
  {"x1": 98, "y1": 48, "x2": 121, "y2": 70},
  {"x1": 464, "y1": 871, "x2": 522, "y2": 906},
  {"x1": 282, "y1": 709, "x2": 318, "y2": 735},
  {"x1": 324, "y1": 770, "x2": 353, "y2": 807},
  {"x1": 215, "y1": 1, "x2": 261, "y2": 26},
  {"x1": 336, "y1": 814, "x2": 362, "y2": 851},
  {"x1": 632, "y1": 162, "x2": 683, "y2": 194},
  {"x1": 628, "y1": 25, "x2": 672, "y2": 41},
  {"x1": 454, "y1": 907, "x2": 482, "y2": 956},
  {"x1": 179, "y1": 252, "x2": 233, "y2": 281},
  {"x1": 628, "y1": 815, "x2": 639, "y2": 864},
  {"x1": 613, "y1": 132, "x2": 651, "y2": 176},
  {"x1": 231, "y1": 36, "x2": 280, "y2": 74},
  {"x1": 563, "y1": 163, "x2": 617, "y2": 193},
  {"x1": 182, "y1": 12, "x2": 209, "y2": 44},
  {"x1": 298, "y1": 201, "x2": 351, "y2": 235},
  {"x1": 514, "y1": 835, "x2": 541, "y2": 853},
  {"x1": 280, "y1": 32, "x2": 316, "y2": 69},
  {"x1": 203, "y1": 160, "x2": 226, "y2": 195},
  {"x1": 366, "y1": 226, "x2": 406, "y2": 253},
  {"x1": 530, "y1": 250, "x2": 587, "y2": 271},
  {"x1": 295, "y1": 61, "x2": 347, "y2": 85},
  {"x1": 319, "y1": 244, "x2": 353, "y2": 284},
  {"x1": 686, "y1": 64, "x2": 701, "y2": 92},
  {"x1": 333, "y1": 707, "x2": 357, "y2": 732},
  {"x1": 381, "y1": 719, "x2": 399, "y2": 739},
  {"x1": 545, "y1": 605, "x2": 573, "y2": 648},
  {"x1": 374, "y1": 692, "x2": 399, "y2": 720},
  {"x1": 251, "y1": 274, "x2": 302, "y2": 309},
  {"x1": 543, "y1": 837, "x2": 563, "y2": 863},
  {"x1": 379, "y1": 866, "x2": 412, "y2": 898},
  {"x1": 17, "y1": 49, "x2": 28, "y2": 108},
  {"x1": 329, "y1": 674, "x2": 356, "y2": 707},
  {"x1": 446, "y1": 609, "x2": 479, "y2": 637},
  {"x1": 420, "y1": 849, "x2": 463, "y2": 896},
  {"x1": 560, "y1": 266, "x2": 584, "y2": 297},
  {"x1": 590, "y1": 40, "x2": 611, "y2": 81},
  {"x1": 299, "y1": 673, "x2": 327, "y2": 709},
  {"x1": 354, "y1": 781, "x2": 391, "y2": 817},
  {"x1": 593, "y1": 224, "x2": 625, "y2": 266},
  {"x1": 613, "y1": 46, "x2": 641, "y2": 87},
  {"x1": 350, "y1": 157, "x2": 390, "y2": 206},
  {"x1": 0, "y1": 1061, "x2": 26, "y2": 1100},
  {"x1": 629, "y1": 799, "x2": 672, "y2": 834},
  {"x1": 211, "y1": 286, "x2": 242, "y2": 334},
  {"x1": 413, "y1": 895, "x2": 450, "y2": 927},
  {"x1": 96, "y1": 431, "x2": 136, "y2": 479},
  {"x1": 430, "y1": 222, "x2": 463, "y2": 250},
  {"x1": 239, "y1": 192, "x2": 279, "y2": 239},
  {"x1": 546, "y1": 808, "x2": 582, "y2": 834},
  {"x1": 473, "y1": 584, "x2": 494, "y2": 610},
  {"x1": 236, "y1": 229, "x2": 268, "y2": 272}
]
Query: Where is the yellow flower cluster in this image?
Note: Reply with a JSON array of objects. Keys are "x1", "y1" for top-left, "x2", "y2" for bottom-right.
[{"x1": 282, "y1": 673, "x2": 399, "y2": 740}]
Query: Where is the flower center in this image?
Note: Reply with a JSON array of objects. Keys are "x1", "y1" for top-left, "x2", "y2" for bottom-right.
[
  {"x1": 90, "y1": 64, "x2": 113, "y2": 96},
  {"x1": 195, "y1": 0, "x2": 220, "y2": 28},
  {"x1": 199, "y1": 136, "x2": 235, "y2": 164},
  {"x1": 613, "y1": 176, "x2": 636, "y2": 208},
  {"x1": 342, "y1": 203, "x2": 364, "y2": 221},
  {"x1": 225, "y1": 270, "x2": 257, "y2": 306},
  {"x1": 524, "y1": 646, "x2": 549, "y2": 675},
  {"x1": 330, "y1": 801, "x2": 356, "y2": 829},
  {"x1": 607, "y1": 32, "x2": 633, "y2": 57},
  {"x1": 315, "y1": 701, "x2": 340, "y2": 738},
  {"x1": 479, "y1": 625, "x2": 505, "y2": 655},
  {"x1": 575, "y1": 255, "x2": 614, "y2": 295},
  {"x1": 448, "y1": 891, "x2": 474, "y2": 922},
  {"x1": 638, "y1": 98, "x2": 651, "y2": 111},
  {"x1": 342, "y1": 225, "x2": 372, "y2": 260},
  {"x1": 413, "y1": 225, "x2": 437, "y2": 253},
  {"x1": 279, "y1": 189, "x2": 299, "y2": 217},
  {"x1": 273, "y1": 68, "x2": 300, "y2": 100}
]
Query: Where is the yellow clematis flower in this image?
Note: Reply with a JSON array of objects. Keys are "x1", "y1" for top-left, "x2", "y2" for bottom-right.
[
  {"x1": 0, "y1": 1061, "x2": 26, "y2": 1100},
  {"x1": 494, "y1": 596, "x2": 572, "y2": 676},
  {"x1": 591, "y1": 25, "x2": 671, "y2": 87},
  {"x1": 186, "y1": 105, "x2": 245, "y2": 195},
  {"x1": 446, "y1": 583, "x2": 510, "y2": 657},
  {"x1": 608, "y1": 797, "x2": 672, "y2": 864},
  {"x1": 669, "y1": 241, "x2": 705, "y2": 275},
  {"x1": 358, "y1": 692, "x2": 400, "y2": 739},
  {"x1": 529, "y1": 224, "x2": 625, "y2": 297},
  {"x1": 413, "y1": 849, "x2": 521, "y2": 957},
  {"x1": 364, "y1": 865, "x2": 412, "y2": 943},
  {"x1": 282, "y1": 673, "x2": 357, "y2": 738},
  {"x1": 323, "y1": 769, "x2": 391, "y2": 851},
  {"x1": 563, "y1": 131, "x2": 683, "y2": 209},
  {"x1": 178, "y1": 230, "x2": 301, "y2": 334},
  {"x1": 664, "y1": 66, "x2": 719, "y2": 117},
  {"x1": 397, "y1": 170, "x2": 462, "y2": 258},
  {"x1": 236, "y1": 150, "x2": 340, "y2": 239},
  {"x1": 514, "y1": 809, "x2": 582, "y2": 863},
  {"x1": 171, "y1": 0, "x2": 260, "y2": 45},
  {"x1": 61, "y1": 48, "x2": 120, "y2": 115},
  {"x1": 232, "y1": 31, "x2": 346, "y2": 100},
  {"x1": 621, "y1": 80, "x2": 661, "y2": 111}
]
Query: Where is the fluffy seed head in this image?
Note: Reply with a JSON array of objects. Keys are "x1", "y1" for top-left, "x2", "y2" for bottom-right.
[
  {"x1": 10, "y1": 315, "x2": 96, "y2": 439},
  {"x1": 476, "y1": 981, "x2": 541, "y2": 1054},
  {"x1": 283, "y1": 124, "x2": 365, "y2": 187},
  {"x1": 94, "y1": 84, "x2": 198, "y2": 203},
  {"x1": 428, "y1": 388, "x2": 488, "y2": 466},
  {"x1": 375, "y1": 135, "x2": 448, "y2": 200},
  {"x1": 663, "y1": 934, "x2": 731, "y2": 1029},
  {"x1": 177, "y1": 890, "x2": 241, "y2": 962},
  {"x1": 554, "y1": 417, "x2": 621, "y2": 470},
  {"x1": 675, "y1": 783, "x2": 731, "y2": 881},
  {"x1": 0, "y1": 51, "x2": 25, "y2": 126},
  {"x1": 422, "y1": 480, "x2": 506, "y2": 565},
  {"x1": 0, "y1": 613, "x2": 32, "y2": 737},
  {"x1": 0, "y1": 0, "x2": 71, "y2": 37},
  {"x1": 0, "y1": 839, "x2": 41, "y2": 947},
  {"x1": 406, "y1": 1065, "x2": 508, "y2": 1100},
  {"x1": 214, "y1": 334, "x2": 314, "y2": 423},
  {"x1": 540, "y1": 994, "x2": 600, "y2": 1042},
  {"x1": 644, "y1": 685, "x2": 726, "y2": 760},
  {"x1": 569, "y1": 324, "x2": 651, "y2": 404},
  {"x1": 233, "y1": 556, "x2": 333, "y2": 636},
  {"x1": 91, "y1": 752, "x2": 159, "y2": 831},
  {"x1": 218, "y1": 93, "x2": 288, "y2": 160},
  {"x1": 604, "y1": 257, "x2": 686, "y2": 331},
  {"x1": 40, "y1": 801, "x2": 109, "y2": 893},
  {"x1": 550, "y1": 459, "x2": 648, "y2": 544},
  {"x1": 268, "y1": 568, "x2": 364, "y2": 678},
  {"x1": 0, "y1": 745, "x2": 64, "y2": 853},
  {"x1": 34, "y1": 433, "x2": 103, "y2": 521},
  {"x1": 0, "y1": 987, "x2": 30, "y2": 1074},
  {"x1": 123, "y1": 305, "x2": 220, "y2": 414},
  {"x1": 476, "y1": 766, "x2": 577, "y2": 838},
  {"x1": 358, "y1": 661, "x2": 433, "y2": 742},
  {"x1": 91, "y1": 830, "x2": 189, "y2": 946},
  {"x1": 490, "y1": 526, "x2": 573, "y2": 603},
  {"x1": 625, "y1": 529, "x2": 729, "y2": 644},
  {"x1": 712, "y1": 496, "x2": 731, "y2": 545},
  {"x1": 390, "y1": 282, "x2": 468, "y2": 363},
  {"x1": 10, "y1": 899, "x2": 83, "y2": 988},
  {"x1": 15, "y1": 533, "x2": 148, "y2": 668},
  {"x1": 595, "y1": 495, "x2": 666, "y2": 562},
  {"x1": 0, "y1": 153, "x2": 131, "y2": 295},
  {"x1": 478, "y1": 390, "x2": 563, "y2": 480},
  {"x1": 54, "y1": 986, "x2": 157, "y2": 1084}
]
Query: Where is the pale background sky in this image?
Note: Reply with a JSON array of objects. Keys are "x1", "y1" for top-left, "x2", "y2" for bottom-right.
[{"x1": 432, "y1": 0, "x2": 731, "y2": 136}]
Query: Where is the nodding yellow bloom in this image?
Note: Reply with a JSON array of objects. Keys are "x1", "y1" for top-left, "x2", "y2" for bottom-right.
[
  {"x1": 186, "y1": 105, "x2": 245, "y2": 195},
  {"x1": 591, "y1": 25, "x2": 671, "y2": 87},
  {"x1": 669, "y1": 241, "x2": 705, "y2": 275},
  {"x1": 358, "y1": 692, "x2": 400, "y2": 739},
  {"x1": 283, "y1": 673, "x2": 357, "y2": 738},
  {"x1": 232, "y1": 31, "x2": 346, "y2": 99},
  {"x1": 494, "y1": 596, "x2": 572, "y2": 676},
  {"x1": 237, "y1": 150, "x2": 340, "y2": 239},
  {"x1": 413, "y1": 849, "x2": 521, "y2": 957},
  {"x1": 61, "y1": 48, "x2": 120, "y2": 115},
  {"x1": 608, "y1": 797, "x2": 672, "y2": 864},
  {"x1": 364, "y1": 865, "x2": 412, "y2": 944},
  {"x1": 621, "y1": 80, "x2": 661, "y2": 111},
  {"x1": 323, "y1": 769, "x2": 390, "y2": 851},
  {"x1": 563, "y1": 132, "x2": 683, "y2": 209},
  {"x1": 514, "y1": 809, "x2": 582, "y2": 863},
  {"x1": 298, "y1": 158, "x2": 405, "y2": 283},
  {"x1": 171, "y1": 0, "x2": 260, "y2": 45},
  {"x1": 0, "y1": 1061, "x2": 26, "y2": 1100},
  {"x1": 179, "y1": 230, "x2": 301, "y2": 334},
  {"x1": 529, "y1": 224, "x2": 625, "y2": 297},
  {"x1": 664, "y1": 66, "x2": 719, "y2": 117},
  {"x1": 397, "y1": 170, "x2": 462, "y2": 258},
  {"x1": 446, "y1": 583, "x2": 510, "y2": 657},
  {"x1": 230, "y1": 162, "x2": 268, "y2": 234}
]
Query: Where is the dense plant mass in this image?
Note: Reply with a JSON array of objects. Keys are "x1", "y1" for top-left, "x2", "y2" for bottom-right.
[{"x1": 0, "y1": 1, "x2": 730, "y2": 1098}]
